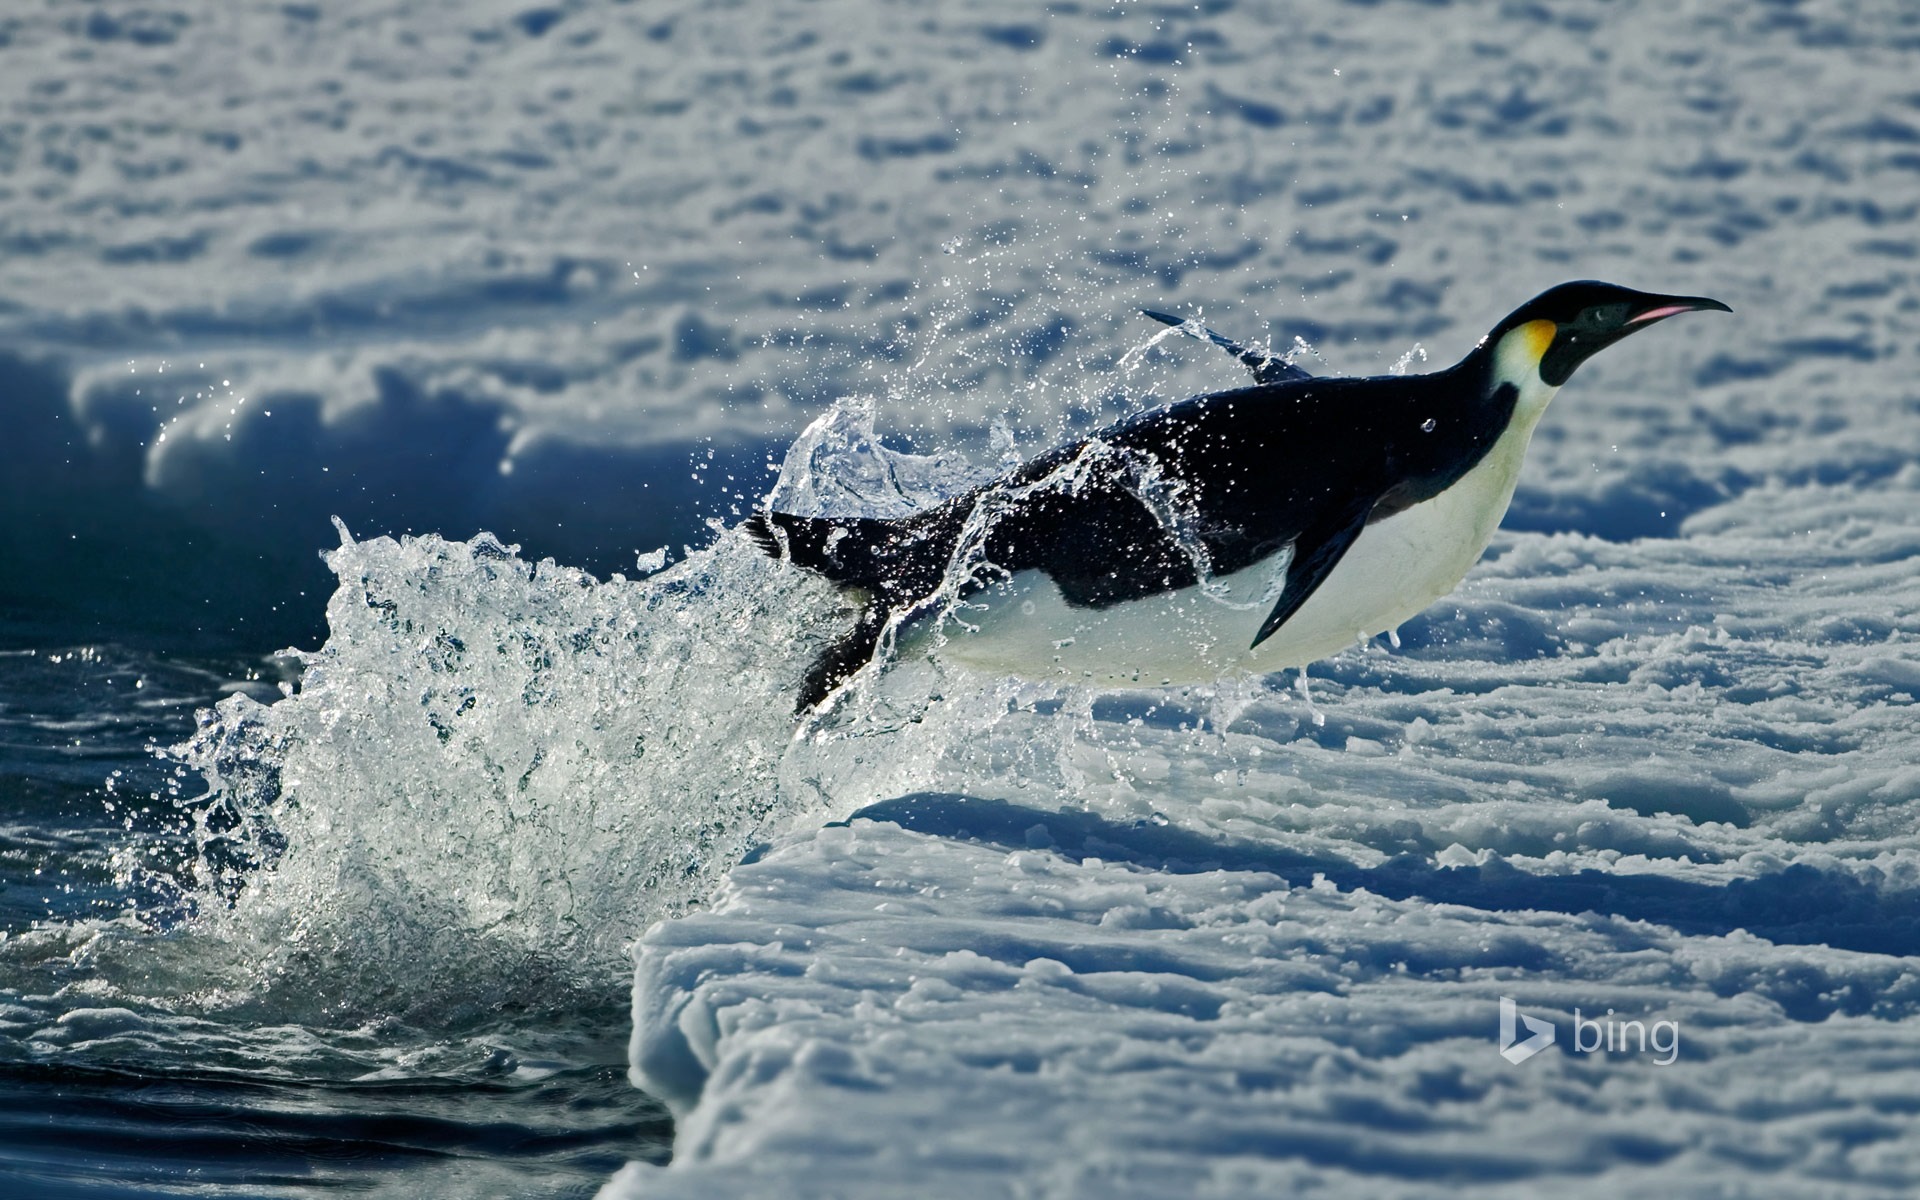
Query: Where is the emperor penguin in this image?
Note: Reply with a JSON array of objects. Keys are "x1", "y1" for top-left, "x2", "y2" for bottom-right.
[{"x1": 745, "y1": 281, "x2": 1731, "y2": 712}]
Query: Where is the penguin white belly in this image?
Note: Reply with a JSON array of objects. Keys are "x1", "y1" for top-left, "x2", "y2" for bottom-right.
[{"x1": 915, "y1": 399, "x2": 1550, "y2": 686}]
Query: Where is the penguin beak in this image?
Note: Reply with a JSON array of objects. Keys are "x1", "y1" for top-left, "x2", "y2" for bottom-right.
[{"x1": 1627, "y1": 295, "x2": 1733, "y2": 325}]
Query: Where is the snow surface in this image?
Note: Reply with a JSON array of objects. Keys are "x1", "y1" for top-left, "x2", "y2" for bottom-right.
[
  {"x1": 615, "y1": 820, "x2": 1920, "y2": 1198},
  {"x1": 604, "y1": 469, "x2": 1920, "y2": 1196},
  {"x1": 6, "y1": 0, "x2": 1919, "y2": 1193}
]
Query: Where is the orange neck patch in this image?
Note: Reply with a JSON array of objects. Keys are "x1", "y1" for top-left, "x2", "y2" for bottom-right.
[{"x1": 1514, "y1": 319, "x2": 1557, "y2": 365}]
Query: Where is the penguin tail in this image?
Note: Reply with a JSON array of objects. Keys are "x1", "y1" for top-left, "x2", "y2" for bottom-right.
[
  {"x1": 743, "y1": 505, "x2": 968, "y2": 713},
  {"x1": 740, "y1": 511, "x2": 786, "y2": 558},
  {"x1": 739, "y1": 509, "x2": 908, "y2": 592}
]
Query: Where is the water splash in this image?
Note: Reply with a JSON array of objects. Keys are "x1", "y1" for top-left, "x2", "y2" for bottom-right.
[
  {"x1": 128, "y1": 412, "x2": 1051, "y2": 1018},
  {"x1": 767, "y1": 395, "x2": 995, "y2": 518},
  {"x1": 157, "y1": 517, "x2": 853, "y2": 1019},
  {"x1": 1390, "y1": 343, "x2": 1429, "y2": 376}
]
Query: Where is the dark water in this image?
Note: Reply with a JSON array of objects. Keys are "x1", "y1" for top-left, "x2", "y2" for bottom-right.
[
  {"x1": 0, "y1": 640, "x2": 672, "y2": 1197},
  {"x1": 0, "y1": 1055, "x2": 664, "y2": 1199}
]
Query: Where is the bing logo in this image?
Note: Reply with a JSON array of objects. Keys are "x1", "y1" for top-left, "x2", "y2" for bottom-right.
[{"x1": 1498, "y1": 997, "x2": 1680, "y2": 1066}]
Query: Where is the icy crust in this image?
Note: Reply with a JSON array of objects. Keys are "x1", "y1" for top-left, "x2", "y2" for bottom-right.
[{"x1": 614, "y1": 821, "x2": 1920, "y2": 1200}]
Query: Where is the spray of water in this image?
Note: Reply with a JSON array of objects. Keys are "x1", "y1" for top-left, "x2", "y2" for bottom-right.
[{"x1": 157, "y1": 514, "x2": 847, "y2": 1018}]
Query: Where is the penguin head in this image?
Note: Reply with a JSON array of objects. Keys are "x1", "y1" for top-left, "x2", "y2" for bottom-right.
[{"x1": 1486, "y1": 281, "x2": 1732, "y2": 388}]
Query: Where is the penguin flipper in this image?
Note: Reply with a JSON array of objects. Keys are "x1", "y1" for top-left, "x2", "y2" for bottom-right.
[
  {"x1": 1140, "y1": 309, "x2": 1313, "y2": 385},
  {"x1": 1249, "y1": 501, "x2": 1374, "y2": 650}
]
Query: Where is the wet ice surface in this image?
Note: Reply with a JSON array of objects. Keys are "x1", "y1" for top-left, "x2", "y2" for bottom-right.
[{"x1": 1, "y1": 0, "x2": 1918, "y2": 1194}]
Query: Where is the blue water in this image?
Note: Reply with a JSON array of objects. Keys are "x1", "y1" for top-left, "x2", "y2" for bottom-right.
[
  {"x1": 0, "y1": 639, "x2": 672, "y2": 1196},
  {"x1": 0, "y1": 1052, "x2": 662, "y2": 1198}
]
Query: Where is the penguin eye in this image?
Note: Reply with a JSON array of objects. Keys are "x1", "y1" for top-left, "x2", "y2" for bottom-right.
[{"x1": 1585, "y1": 303, "x2": 1630, "y2": 329}]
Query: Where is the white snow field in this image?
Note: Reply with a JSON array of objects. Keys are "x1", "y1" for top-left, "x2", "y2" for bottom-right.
[
  {"x1": 5, "y1": 0, "x2": 1919, "y2": 1194},
  {"x1": 603, "y1": 464, "x2": 1920, "y2": 1197}
]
